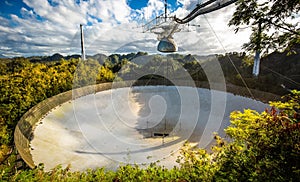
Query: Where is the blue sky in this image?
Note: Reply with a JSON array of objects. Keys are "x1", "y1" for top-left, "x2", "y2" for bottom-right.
[
  {"x1": 0, "y1": 0, "x2": 251, "y2": 57},
  {"x1": 128, "y1": 0, "x2": 180, "y2": 10}
]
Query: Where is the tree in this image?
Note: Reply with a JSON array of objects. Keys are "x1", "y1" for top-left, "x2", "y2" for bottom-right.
[{"x1": 229, "y1": 0, "x2": 300, "y2": 54}]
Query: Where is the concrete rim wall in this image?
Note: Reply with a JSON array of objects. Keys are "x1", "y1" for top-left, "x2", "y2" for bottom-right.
[{"x1": 14, "y1": 80, "x2": 280, "y2": 168}]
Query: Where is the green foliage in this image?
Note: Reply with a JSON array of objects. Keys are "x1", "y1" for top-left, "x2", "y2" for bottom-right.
[
  {"x1": 73, "y1": 59, "x2": 100, "y2": 87},
  {"x1": 230, "y1": 0, "x2": 300, "y2": 54},
  {"x1": 4, "y1": 164, "x2": 113, "y2": 182},
  {"x1": 97, "y1": 66, "x2": 116, "y2": 83},
  {"x1": 183, "y1": 60, "x2": 207, "y2": 81},
  {"x1": 214, "y1": 90, "x2": 300, "y2": 181},
  {"x1": 270, "y1": 90, "x2": 300, "y2": 118},
  {"x1": 176, "y1": 143, "x2": 216, "y2": 181},
  {"x1": 0, "y1": 58, "x2": 117, "y2": 150},
  {"x1": 73, "y1": 59, "x2": 116, "y2": 87},
  {"x1": 0, "y1": 60, "x2": 74, "y2": 127}
]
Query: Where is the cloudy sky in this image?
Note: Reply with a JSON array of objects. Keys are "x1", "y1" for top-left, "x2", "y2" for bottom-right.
[{"x1": 0, "y1": 0, "x2": 252, "y2": 57}]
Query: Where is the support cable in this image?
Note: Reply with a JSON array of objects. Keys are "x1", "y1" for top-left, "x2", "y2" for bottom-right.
[
  {"x1": 203, "y1": 15, "x2": 255, "y2": 99},
  {"x1": 179, "y1": 0, "x2": 217, "y2": 22},
  {"x1": 175, "y1": 0, "x2": 238, "y2": 24},
  {"x1": 261, "y1": 65, "x2": 300, "y2": 87}
]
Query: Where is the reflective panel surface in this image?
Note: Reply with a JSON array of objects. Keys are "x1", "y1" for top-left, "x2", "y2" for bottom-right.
[{"x1": 157, "y1": 38, "x2": 178, "y2": 53}]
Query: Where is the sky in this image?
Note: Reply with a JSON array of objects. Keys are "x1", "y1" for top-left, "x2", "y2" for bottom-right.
[{"x1": 0, "y1": 0, "x2": 252, "y2": 57}]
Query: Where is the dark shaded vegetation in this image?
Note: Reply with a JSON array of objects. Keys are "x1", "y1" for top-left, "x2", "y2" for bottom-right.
[{"x1": 218, "y1": 45, "x2": 300, "y2": 95}]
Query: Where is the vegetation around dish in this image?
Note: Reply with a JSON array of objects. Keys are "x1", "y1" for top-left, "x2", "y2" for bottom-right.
[{"x1": 0, "y1": 49, "x2": 299, "y2": 181}]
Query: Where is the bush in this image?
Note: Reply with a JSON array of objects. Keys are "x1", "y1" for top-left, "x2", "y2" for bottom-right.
[{"x1": 214, "y1": 90, "x2": 300, "y2": 181}]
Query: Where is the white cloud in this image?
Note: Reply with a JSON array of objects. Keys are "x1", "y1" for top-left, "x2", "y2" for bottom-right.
[
  {"x1": 0, "y1": 0, "x2": 252, "y2": 57},
  {"x1": 173, "y1": 3, "x2": 251, "y2": 54},
  {"x1": 177, "y1": 0, "x2": 199, "y2": 10},
  {"x1": 5, "y1": 1, "x2": 13, "y2": 6}
]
